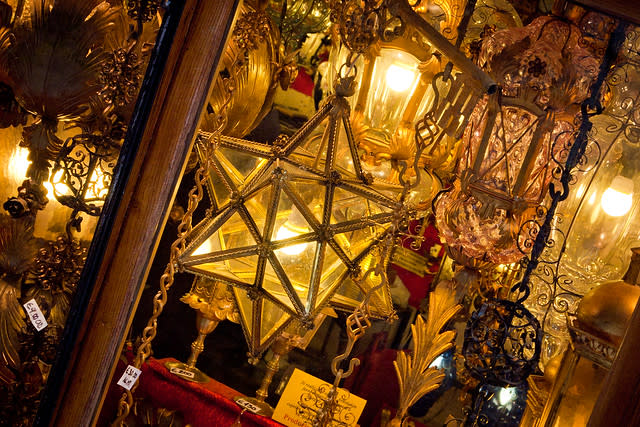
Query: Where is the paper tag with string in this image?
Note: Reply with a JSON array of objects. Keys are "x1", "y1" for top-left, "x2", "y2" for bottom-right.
[{"x1": 23, "y1": 299, "x2": 47, "y2": 331}]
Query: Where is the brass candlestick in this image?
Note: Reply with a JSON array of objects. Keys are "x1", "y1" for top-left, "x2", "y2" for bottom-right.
[
  {"x1": 235, "y1": 313, "x2": 329, "y2": 417},
  {"x1": 235, "y1": 334, "x2": 298, "y2": 417},
  {"x1": 166, "y1": 278, "x2": 239, "y2": 383}
]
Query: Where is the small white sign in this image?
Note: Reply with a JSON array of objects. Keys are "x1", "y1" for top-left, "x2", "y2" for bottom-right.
[
  {"x1": 23, "y1": 299, "x2": 47, "y2": 331},
  {"x1": 117, "y1": 365, "x2": 142, "y2": 390},
  {"x1": 170, "y1": 366, "x2": 195, "y2": 378},
  {"x1": 235, "y1": 397, "x2": 262, "y2": 414}
]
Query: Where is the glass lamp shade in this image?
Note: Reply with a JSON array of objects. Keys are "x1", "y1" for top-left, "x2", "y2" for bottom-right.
[
  {"x1": 178, "y1": 88, "x2": 400, "y2": 353},
  {"x1": 525, "y1": 61, "x2": 640, "y2": 362},
  {"x1": 323, "y1": 1, "x2": 521, "y2": 186},
  {"x1": 435, "y1": 16, "x2": 598, "y2": 267},
  {"x1": 327, "y1": 36, "x2": 444, "y2": 182},
  {"x1": 549, "y1": 64, "x2": 640, "y2": 285}
]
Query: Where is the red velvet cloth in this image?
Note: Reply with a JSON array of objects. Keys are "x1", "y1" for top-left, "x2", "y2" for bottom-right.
[
  {"x1": 290, "y1": 67, "x2": 314, "y2": 96},
  {"x1": 136, "y1": 358, "x2": 284, "y2": 427}
]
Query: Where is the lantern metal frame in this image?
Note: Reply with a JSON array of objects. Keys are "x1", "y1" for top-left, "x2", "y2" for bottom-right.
[{"x1": 177, "y1": 76, "x2": 400, "y2": 354}]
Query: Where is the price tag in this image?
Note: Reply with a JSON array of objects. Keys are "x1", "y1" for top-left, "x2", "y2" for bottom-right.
[
  {"x1": 170, "y1": 366, "x2": 195, "y2": 379},
  {"x1": 117, "y1": 365, "x2": 142, "y2": 390},
  {"x1": 391, "y1": 246, "x2": 429, "y2": 277},
  {"x1": 23, "y1": 299, "x2": 47, "y2": 331},
  {"x1": 234, "y1": 397, "x2": 262, "y2": 414}
]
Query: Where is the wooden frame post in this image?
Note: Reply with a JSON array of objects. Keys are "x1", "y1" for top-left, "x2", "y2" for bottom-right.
[{"x1": 42, "y1": 0, "x2": 241, "y2": 425}]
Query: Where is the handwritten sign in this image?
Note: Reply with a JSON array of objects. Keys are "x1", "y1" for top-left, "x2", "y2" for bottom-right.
[
  {"x1": 170, "y1": 366, "x2": 195, "y2": 379},
  {"x1": 23, "y1": 299, "x2": 47, "y2": 331},
  {"x1": 272, "y1": 369, "x2": 366, "y2": 427},
  {"x1": 117, "y1": 365, "x2": 141, "y2": 390},
  {"x1": 234, "y1": 397, "x2": 262, "y2": 414}
]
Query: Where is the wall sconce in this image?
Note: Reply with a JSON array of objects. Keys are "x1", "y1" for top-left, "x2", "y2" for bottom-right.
[
  {"x1": 0, "y1": 1, "x2": 124, "y2": 216},
  {"x1": 178, "y1": 75, "x2": 400, "y2": 355},
  {"x1": 435, "y1": 16, "x2": 599, "y2": 267},
  {"x1": 535, "y1": 248, "x2": 640, "y2": 426}
]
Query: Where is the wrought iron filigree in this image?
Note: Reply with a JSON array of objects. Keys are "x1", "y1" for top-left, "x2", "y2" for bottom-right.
[
  {"x1": 127, "y1": 0, "x2": 160, "y2": 24},
  {"x1": 328, "y1": 0, "x2": 398, "y2": 54},
  {"x1": 296, "y1": 382, "x2": 358, "y2": 426},
  {"x1": 463, "y1": 299, "x2": 541, "y2": 387},
  {"x1": 519, "y1": 24, "x2": 632, "y2": 359},
  {"x1": 51, "y1": 134, "x2": 119, "y2": 217},
  {"x1": 99, "y1": 44, "x2": 142, "y2": 108}
]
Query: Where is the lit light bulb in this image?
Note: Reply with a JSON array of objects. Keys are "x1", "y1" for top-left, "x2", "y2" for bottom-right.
[
  {"x1": 385, "y1": 63, "x2": 417, "y2": 93},
  {"x1": 88, "y1": 167, "x2": 109, "y2": 199},
  {"x1": 275, "y1": 222, "x2": 309, "y2": 256},
  {"x1": 497, "y1": 386, "x2": 517, "y2": 406},
  {"x1": 44, "y1": 169, "x2": 72, "y2": 199},
  {"x1": 8, "y1": 146, "x2": 30, "y2": 183},
  {"x1": 601, "y1": 175, "x2": 634, "y2": 217}
]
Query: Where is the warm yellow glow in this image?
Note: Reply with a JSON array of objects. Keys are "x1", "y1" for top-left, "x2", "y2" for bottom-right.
[
  {"x1": 385, "y1": 63, "x2": 417, "y2": 93},
  {"x1": 192, "y1": 238, "x2": 213, "y2": 256},
  {"x1": 276, "y1": 222, "x2": 309, "y2": 256},
  {"x1": 497, "y1": 387, "x2": 517, "y2": 406},
  {"x1": 43, "y1": 169, "x2": 72, "y2": 199},
  {"x1": 88, "y1": 167, "x2": 109, "y2": 200},
  {"x1": 8, "y1": 146, "x2": 30, "y2": 183},
  {"x1": 601, "y1": 175, "x2": 634, "y2": 217}
]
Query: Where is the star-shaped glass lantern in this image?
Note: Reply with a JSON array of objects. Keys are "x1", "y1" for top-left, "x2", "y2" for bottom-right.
[{"x1": 177, "y1": 77, "x2": 400, "y2": 353}]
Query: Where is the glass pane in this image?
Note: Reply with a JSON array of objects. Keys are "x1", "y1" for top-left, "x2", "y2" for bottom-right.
[{"x1": 259, "y1": 298, "x2": 291, "y2": 346}]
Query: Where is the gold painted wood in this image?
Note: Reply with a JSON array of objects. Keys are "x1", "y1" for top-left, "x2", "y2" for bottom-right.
[{"x1": 49, "y1": 0, "x2": 240, "y2": 425}]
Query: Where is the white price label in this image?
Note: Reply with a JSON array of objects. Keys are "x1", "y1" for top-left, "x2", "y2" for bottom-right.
[
  {"x1": 235, "y1": 397, "x2": 261, "y2": 414},
  {"x1": 170, "y1": 367, "x2": 195, "y2": 378},
  {"x1": 117, "y1": 365, "x2": 142, "y2": 390},
  {"x1": 23, "y1": 299, "x2": 47, "y2": 331}
]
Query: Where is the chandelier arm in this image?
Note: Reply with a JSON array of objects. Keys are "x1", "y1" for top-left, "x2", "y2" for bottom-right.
[
  {"x1": 453, "y1": 0, "x2": 477, "y2": 49},
  {"x1": 280, "y1": 181, "x2": 323, "y2": 231},
  {"x1": 389, "y1": 0, "x2": 497, "y2": 94},
  {"x1": 342, "y1": 113, "x2": 368, "y2": 182},
  {"x1": 262, "y1": 178, "x2": 283, "y2": 243},
  {"x1": 182, "y1": 246, "x2": 258, "y2": 265}
]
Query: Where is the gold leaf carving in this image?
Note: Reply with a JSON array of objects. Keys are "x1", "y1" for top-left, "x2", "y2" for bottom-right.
[{"x1": 393, "y1": 283, "x2": 461, "y2": 422}]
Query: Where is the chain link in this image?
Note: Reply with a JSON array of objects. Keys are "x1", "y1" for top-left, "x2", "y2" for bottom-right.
[{"x1": 111, "y1": 52, "x2": 240, "y2": 427}]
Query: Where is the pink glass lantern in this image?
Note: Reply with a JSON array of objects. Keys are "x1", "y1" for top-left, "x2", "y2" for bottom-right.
[{"x1": 435, "y1": 16, "x2": 598, "y2": 266}]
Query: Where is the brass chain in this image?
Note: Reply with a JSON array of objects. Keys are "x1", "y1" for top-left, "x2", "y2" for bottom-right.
[{"x1": 111, "y1": 56, "x2": 241, "y2": 425}]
